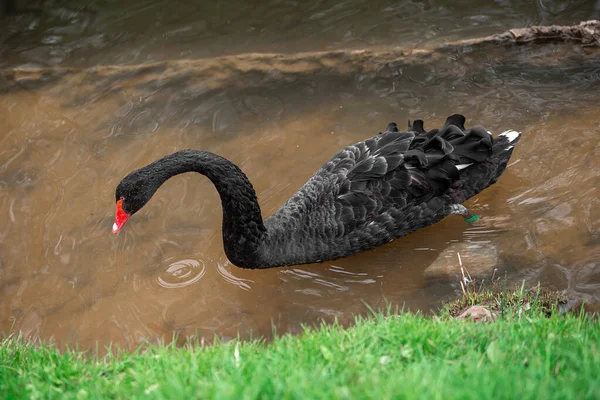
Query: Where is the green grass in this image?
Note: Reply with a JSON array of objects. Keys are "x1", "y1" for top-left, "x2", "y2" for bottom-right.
[{"x1": 1, "y1": 294, "x2": 599, "y2": 400}]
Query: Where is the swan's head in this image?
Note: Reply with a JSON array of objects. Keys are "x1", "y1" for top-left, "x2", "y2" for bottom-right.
[{"x1": 112, "y1": 170, "x2": 154, "y2": 234}]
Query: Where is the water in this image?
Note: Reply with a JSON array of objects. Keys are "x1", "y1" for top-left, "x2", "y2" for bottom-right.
[{"x1": 1, "y1": 0, "x2": 599, "y2": 351}]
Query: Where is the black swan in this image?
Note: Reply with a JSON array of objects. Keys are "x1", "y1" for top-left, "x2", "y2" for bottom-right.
[{"x1": 113, "y1": 114, "x2": 520, "y2": 269}]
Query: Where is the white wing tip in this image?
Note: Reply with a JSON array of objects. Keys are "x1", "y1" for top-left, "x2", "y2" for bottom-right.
[
  {"x1": 499, "y1": 130, "x2": 521, "y2": 143},
  {"x1": 456, "y1": 163, "x2": 473, "y2": 171}
]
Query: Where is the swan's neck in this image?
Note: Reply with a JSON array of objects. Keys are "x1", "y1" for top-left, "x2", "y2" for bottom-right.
[{"x1": 152, "y1": 150, "x2": 267, "y2": 268}]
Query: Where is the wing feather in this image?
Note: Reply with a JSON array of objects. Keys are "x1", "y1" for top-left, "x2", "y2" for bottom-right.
[{"x1": 310, "y1": 114, "x2": 497, "y2": 234}]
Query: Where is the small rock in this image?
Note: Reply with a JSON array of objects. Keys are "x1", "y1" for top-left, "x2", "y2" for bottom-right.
[{"x1": 455, "y1": 306, "x2": 497, "y2": 323}]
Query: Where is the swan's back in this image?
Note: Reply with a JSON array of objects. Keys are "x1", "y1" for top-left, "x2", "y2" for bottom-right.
[{"x1": 261, "y1": 114, "x2": 520, "y2": 267}]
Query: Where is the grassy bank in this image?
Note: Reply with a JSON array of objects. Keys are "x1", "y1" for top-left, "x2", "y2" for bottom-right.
[{"x1": 1, "y1": 291, "x2": 599, "y2": 399}]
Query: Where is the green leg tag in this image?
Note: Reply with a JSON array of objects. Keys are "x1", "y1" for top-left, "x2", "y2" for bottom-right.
[{"x1": 464, "y1": 214, "x2": 479, "y2": 223}]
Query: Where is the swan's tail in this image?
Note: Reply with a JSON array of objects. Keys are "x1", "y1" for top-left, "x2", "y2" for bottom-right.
[
  {"x1": 494, "y1": 130, "x2": 521, "y2": 152},
  {"x1": 479, "y1": 129, "x2": 521, "y2": 188},
  {"x1": 491, "y1": 129, "x2": 521, "y2": 165}
]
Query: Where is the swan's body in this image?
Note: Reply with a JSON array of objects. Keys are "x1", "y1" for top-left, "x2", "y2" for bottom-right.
[{"x1": 113, "y1": 114, "x2": 520, "y2": 269}]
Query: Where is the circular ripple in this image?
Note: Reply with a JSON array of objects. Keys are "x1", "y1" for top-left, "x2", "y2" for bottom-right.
[{"x1": 157, "y1": 259, "x2": 206, "y2": 289}]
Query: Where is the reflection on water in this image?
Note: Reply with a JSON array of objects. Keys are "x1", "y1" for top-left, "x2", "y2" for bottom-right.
[{"x1": 1, "y1": 1, "x2": 600, "y2": 352}]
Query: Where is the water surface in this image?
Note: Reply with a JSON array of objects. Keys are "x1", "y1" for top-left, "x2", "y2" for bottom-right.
[{"x1": 1, "y1": 0, "x2": 599, "y2": 351}]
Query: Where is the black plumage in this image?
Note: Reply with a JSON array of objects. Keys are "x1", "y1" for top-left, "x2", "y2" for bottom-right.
[{"x1": 114, "y1": 114, "x2": 520, "y2": 269}]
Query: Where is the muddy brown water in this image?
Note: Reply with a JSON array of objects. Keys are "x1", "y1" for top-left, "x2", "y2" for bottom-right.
[{"x1": 1, "y1": 1, "x2": 600, "y2": 352}]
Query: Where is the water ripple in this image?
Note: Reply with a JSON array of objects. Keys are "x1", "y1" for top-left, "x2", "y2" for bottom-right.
[
  {"x1": 216, "y1": 259, "x2": 254, "y2": 291},
  {"x1": 156, "y1": 259, "x2": 206, "y2": 289}
]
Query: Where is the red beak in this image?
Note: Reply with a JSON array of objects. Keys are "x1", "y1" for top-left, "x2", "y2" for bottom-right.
[{"x1": 112, "y1": 199, "x2": 130, "y2": 234}]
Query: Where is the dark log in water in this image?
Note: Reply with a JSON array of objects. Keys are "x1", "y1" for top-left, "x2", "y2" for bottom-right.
[{"x1": 443, "y1": 19, "x2": 600, "y2": 47}]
